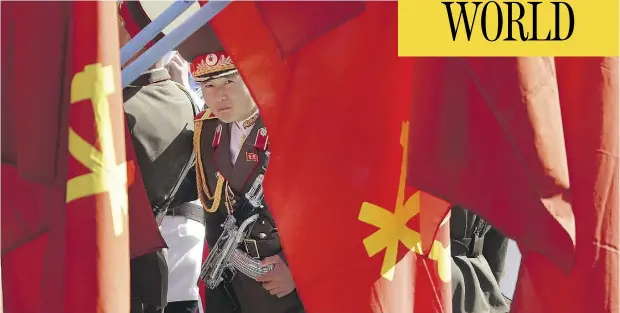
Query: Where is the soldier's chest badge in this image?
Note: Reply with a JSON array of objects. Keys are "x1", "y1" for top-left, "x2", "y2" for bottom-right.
[
  {"x1": 254, "y1": 127, "x2": 268, "y2": 151},
  {"x1": 246, "y1": 152, "x2": 259, "y2": 162}
]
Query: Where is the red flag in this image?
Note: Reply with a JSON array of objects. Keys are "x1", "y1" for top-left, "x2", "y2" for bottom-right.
[
  {"x1": 1, "y1": 3, "x2": 73, "y2": 312},
  {"x1": 63, "y1": 2, "x2": 130, "y2": 311},
  {"x1": 1, "y1": 0, "x2": 72, "y2": 254},
  {"x1": 0, "y1": 2, "x2": 69, "y2": 186},
  {"x1": 1, "y1": 2, "x2": 165, "y2": 312},
  {"x1": 208, "y1": 2, "x2": 452, "y2": 312},
  {"x1": 205, "y1": 1, "x2": 577, "y2": 311},
  {"x1": 511, "y1": 58, "x2": 619, "y2": 313},
  {"x1": 406, "y1": 57, "x2": 575, "y2": 268}
]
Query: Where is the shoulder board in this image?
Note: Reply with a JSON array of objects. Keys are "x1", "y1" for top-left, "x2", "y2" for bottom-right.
[{"x1": 195, "y1": 109, "x2": 217, "y2": 121}]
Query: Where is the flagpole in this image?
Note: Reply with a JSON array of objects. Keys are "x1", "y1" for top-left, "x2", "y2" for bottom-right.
[
  {"x1": 120, "y1": 0, "x2": 197, "y2": 65},
  {"x1": 121, "y1": 0, "x2": 231, "y2": 87}
]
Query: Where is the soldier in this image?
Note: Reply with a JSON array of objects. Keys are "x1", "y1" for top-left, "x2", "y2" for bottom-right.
[
  {"x1": 177, "y1": 27, "x2": 305, "y2": 313},
  {"x1": 450, "y1": 206, "x2": 511, "y2": 313},
  {"x1": 161, "y1": 51, "x2": 209, "y2": 313},
  {"x1": 118, "y1": 2, "x2": 204, "y2": 313}
]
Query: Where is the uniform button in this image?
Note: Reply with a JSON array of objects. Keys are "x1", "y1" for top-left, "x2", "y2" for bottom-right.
[
  {"x1": 259, "y1": 233, "x2": 267, "y2": 239},
  {"x1": 261, "y1": 220, "x2": 265, "y2": 225}
]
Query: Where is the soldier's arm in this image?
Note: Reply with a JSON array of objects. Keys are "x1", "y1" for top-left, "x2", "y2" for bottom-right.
[{"x1": 482, "y1": 227, "x2": 509, "y2": 282}]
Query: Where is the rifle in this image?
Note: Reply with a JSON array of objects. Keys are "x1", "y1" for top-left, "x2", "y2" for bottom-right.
[{"x1": 199, "y1": 171, "x2": 276, "y2": 289}]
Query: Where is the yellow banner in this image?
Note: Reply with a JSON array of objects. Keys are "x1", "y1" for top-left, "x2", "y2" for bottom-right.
[{"x1": 398, "y1": 0, "x2": 619, "y2": 56}]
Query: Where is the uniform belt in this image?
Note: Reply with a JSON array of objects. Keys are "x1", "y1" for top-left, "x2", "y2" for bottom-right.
[
  {"x1": 451, "y1": 234, "x2": 484, "y2": 257},
  {"x1": 166, "y1": 202, "x2": 205, "y2": 225},
  {"x1": 240, "y1": 237, "x2": 280, "y2": 260}
]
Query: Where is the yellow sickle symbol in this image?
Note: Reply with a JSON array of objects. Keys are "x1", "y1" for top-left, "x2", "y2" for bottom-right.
[
  {"x1": 67, "y1": 64, "x2": 128, "y2": 237},
  {"x1": 358, "y1": 121, "x2": 450, "y2": 282}
]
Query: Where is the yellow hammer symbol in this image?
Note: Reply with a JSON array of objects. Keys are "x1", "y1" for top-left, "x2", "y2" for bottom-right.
[
  {"x1": 358, "y1": 121, "x2": 450, "y2": 282},
  {"x1": 67, "y1": 64, "x2": 128, "y2": 236}
]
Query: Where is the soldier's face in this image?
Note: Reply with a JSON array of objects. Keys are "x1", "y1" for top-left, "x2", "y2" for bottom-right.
[{"x1": 201, "y1": 73, "x2": 256, "y2": 123}]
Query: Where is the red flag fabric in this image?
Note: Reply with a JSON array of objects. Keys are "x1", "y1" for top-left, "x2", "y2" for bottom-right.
[
  {"x1": 406, "y1": 57, "x2": 575, "y2": 268},
  {"x1": 1, "y1": 0, "x2": 164, "y2": 259},
  {"x1": 1, "y1": 3, "x2": 73, "y2": 312},
  {"x1": 1, "y1": 2, "x2": 165, "y2": 312},
  {"x1": 208, "y1": 2, "x2": 451, "y2": 312},
  {"x1": 0, "y1": 2, "x2": 69, "y2": 186},
  {"x1": 64, "y1": 2, "x2": 130, "y2": 311},
  {"x1": 510, "y1": 58, "x2": 619, "y2": 313},
  {"x1": 204, "y1": 1, "x2": 576, "y2": 311},
  {"x1": 0, "y1": 0, "x2": 72, "y2": 253}
]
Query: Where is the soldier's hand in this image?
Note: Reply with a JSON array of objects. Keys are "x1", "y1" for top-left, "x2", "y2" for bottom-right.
[
  {"x1": 165, "y1": 52, "x2": 190, "y2": 87},
  {"x1": 256, "y1": 255, "x2": 296, "y2": 298}
]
